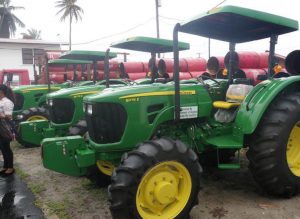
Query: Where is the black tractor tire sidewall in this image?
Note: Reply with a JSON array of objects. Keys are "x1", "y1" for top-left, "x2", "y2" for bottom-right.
[
  {"x1": 248, "y1": 92, "x2": 300, "y2": 197},
  {"x1": 108, "y1": 137, "x2": 202, "y2": 219}
]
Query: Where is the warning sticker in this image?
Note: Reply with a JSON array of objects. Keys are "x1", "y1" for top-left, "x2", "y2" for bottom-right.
[{"x1": 179, "y1": 106, "x2": 198, "y2": 119}]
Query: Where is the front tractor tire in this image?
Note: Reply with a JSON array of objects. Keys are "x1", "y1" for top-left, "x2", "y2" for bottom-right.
[
  {"x1": 108, "y1": 137, "x2": 202, "y2": 219},
  {"x1": 247, "y1": 92, "x2": 300, "y2": 197},
  {"x1": 17, "y1": 107, "x2": 49, "y2": 123},
  {"x1": 68, "y1": 120, "x2": 88, "y2": 136}
]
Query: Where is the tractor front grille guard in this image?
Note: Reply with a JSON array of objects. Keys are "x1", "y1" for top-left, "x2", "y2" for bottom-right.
[
  {"x1": 86, "y1": 102, "x2": 127, "y2": 144},
  {"x1": 49, "y1": 98, "x2": 75, "y2": 124}
]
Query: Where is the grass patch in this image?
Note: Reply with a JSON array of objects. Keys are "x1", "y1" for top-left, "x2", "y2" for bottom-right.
[
  {"x1": 10, "y1": 140, "x2": 22, "y2": 150},
  {"x1": 46, "y1": 199, "x2": 71, "y2": 219},
  {"x1": 80, "y1": 179, "x2": 107, "y2": 200},
  {"x1": 15, "y1": 166, "x2": 29, "y2": 179},
  {"x1": 28, "y1": 183, "x2": 46, "y2": 196}
]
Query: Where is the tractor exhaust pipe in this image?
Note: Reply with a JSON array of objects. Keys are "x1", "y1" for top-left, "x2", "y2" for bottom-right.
[
  {"x1": 173, "y1": 23, "x2": 180, "y2": 121},
  {"x1": 286, "y1": 50, "x2": 300, "y2": 75}
]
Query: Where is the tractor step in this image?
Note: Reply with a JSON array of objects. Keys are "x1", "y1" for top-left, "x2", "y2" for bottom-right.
[
  {"x1": 218, "y1": 163, "x2": 240, "y2": 169},
  {"x1": 206, "y1": 135, "x2": 242, "y2": 149},
  {"x1": 217, "y1": 148, "x2": 241, "y2": 170}
]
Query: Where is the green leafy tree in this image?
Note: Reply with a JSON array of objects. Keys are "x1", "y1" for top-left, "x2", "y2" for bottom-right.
[
  {"x1": 21, "y1": 28, "x2": 41, "y2": 40},
  {"x1": 0, "y1": 0, "x2": 25, "y2": 38},
  {"x1": 55, "y1": 0, "x2": 83, "y2": 50}
]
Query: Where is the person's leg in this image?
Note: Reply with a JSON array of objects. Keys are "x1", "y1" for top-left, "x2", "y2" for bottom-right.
[
  {"x1": 0, "y1": 138, "x2": 8, "y2": 170},
  {"x1": 0, "y1": 139, "x2": 13, "y2": 173}
]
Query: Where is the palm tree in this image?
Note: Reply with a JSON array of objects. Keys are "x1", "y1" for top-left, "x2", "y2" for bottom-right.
[
  {"x1": 21, "y1": 28, "x2": 41, "y2": 40},
  {"x1": 55, "y1": 0, "x2": 83, "y2": 50},
  {"x1": 0, "y1": 0, "x2": 25, "y2": 38}
]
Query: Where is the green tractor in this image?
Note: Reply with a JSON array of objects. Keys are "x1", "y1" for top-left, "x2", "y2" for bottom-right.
[
  {"x1": 42, "y1": 5, "x2": 299, "y2": 218},
  {"x1": 18, "y1": 38, "x2": 190, "y2": 148},
  {"x1": 13, "y1": 57, "x2": 96, "y2": 123},
  {"x1": 17, "y1": 50, "x2": 119, "y2": 147}
]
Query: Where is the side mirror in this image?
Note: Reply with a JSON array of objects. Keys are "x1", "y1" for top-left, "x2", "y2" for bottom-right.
[{"x1": 257, "y1": 74, "x2": 268, "y2": 81}]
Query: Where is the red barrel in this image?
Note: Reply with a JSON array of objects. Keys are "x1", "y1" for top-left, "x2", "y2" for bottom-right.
[
  {"x1": 258, "y1": 52, "x2": 269, "y2": 69},
  {"x1": 128, "y1": 72, "x2": 146, "y2": 80},
  {"x1": 225, "y1": 51, "x2": 262, "y2": 69},
  {"x1": 97, "y1": 60, "x2": 119, "y2": 71},
  {"x1": 50, "y1": 71, "x2": 83, "y2": 83},
  {"x1": 179, "y1": 58, "x2": 189, "y2": 72},
  {"x1": 120, "y1": 62, "x2": 145, "y2": 73},
  {"x1": 184, "y1": 58, "x2": 207, "y2": 72},
  {"x1": 242, "y1": 69, "x2": 267, "y2": 85},
  {"x1": 143, "y1": 62, "x2": 149, "y2": 72}
]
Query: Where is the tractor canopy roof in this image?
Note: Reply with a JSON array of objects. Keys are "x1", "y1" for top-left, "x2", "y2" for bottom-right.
[
  {"x1": 111, "y1": 36, "x2": 190, "y2": 53},
  {"x1": 179, "y1": 5, "x2": 298, "y2": 43},
  {"x1": 48, "y1": 59, "x2": 93, "y2": 66},
  {"x1": 60, "y1": 50, "x2": 117, "y2": 61}
]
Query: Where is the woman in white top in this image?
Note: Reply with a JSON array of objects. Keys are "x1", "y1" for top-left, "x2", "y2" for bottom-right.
[{"x1": 0, "y1": 84, "x2": 15, "y2": 176}]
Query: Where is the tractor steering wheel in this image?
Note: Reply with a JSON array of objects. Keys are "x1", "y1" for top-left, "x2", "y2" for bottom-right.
[{"x1": 197, "y1": 74, "x2": 221, "y2": 85}]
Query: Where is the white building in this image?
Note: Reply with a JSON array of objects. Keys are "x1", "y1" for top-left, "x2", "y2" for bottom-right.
[{"x1": 0, "y1": 38, "x2": 61, "y2": 80}]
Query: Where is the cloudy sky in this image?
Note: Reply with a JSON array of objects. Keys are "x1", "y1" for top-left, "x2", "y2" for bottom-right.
[{"x1": 11, "y1": 0, "x2": 300, "y2": 60}]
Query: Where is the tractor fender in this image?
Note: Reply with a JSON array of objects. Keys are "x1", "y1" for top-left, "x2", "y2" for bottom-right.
[{"x1": 235, "y1": 76, "x2": 300, "y2": 134}]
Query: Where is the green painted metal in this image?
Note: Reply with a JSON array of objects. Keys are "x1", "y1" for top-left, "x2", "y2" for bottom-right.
[
  {"x1": 48, "y1": 59, "x2": 93, "y2": 65},
  {"x1": 19, "y1": 120, "x2": 49, "y2": 145},
  {"x1": 111, "y1": 36, "x2": 190, "y2": 53},
  {"x1": 42, "y1": 136, "x2": 88, "y2": 176},
  {"x1": 60, "y1": 50, "x2": 117, "y2": 61},
  {"x1": 180, "y1": 5, "x2": 298, "y2": 42},
  {"x1": 13, "y1": 83, "x2": 70, "y2": 118},
  {"x1": 218, "y1": 163, "x2": 240, "y2": 169},
  {"x1": 235, "y1": 76, "x2": 300, "y2": 134}
]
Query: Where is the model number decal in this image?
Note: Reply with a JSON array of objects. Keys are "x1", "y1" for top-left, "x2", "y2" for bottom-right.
[
  {"x1": 179, "y1": 106, "x2": 198, "y2": 119},
  {"x1": 125, "y1": 97, "x2": 140, "y2": 102}
]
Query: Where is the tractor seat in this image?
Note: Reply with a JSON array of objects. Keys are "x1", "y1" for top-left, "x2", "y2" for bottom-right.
[{"x1": 213, "y1": 84, "x2": 253, "y2": 109}]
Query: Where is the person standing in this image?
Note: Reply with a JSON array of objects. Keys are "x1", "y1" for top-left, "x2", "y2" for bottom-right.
[{"x1": 0, "y1": 84, "x2": 15, "y2": 176}]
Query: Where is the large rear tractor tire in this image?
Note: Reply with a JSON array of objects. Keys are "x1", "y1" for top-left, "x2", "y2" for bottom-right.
[
  {"x1": 108, "y1": 137, "x2": 202, "y2": 219},
  {"x1": 68, "y1": 120, "x2": 88, "y2": 136},
  {"x1": 16, "y1": 107, "x2": 49, "y2": 148},
  {"x1": 247, "y1": 92, "x2": 300, "y2": 197}
]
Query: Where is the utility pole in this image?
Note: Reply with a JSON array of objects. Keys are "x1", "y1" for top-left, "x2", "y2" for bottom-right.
[{"x1": 155, "y1": 0, "x2": 161, "y2": 58}]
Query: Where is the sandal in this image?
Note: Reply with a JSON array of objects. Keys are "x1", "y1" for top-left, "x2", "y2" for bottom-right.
[
  {"x1": 0, "y1": 169, "x2": 7, "y2": 174},
  {"x1": 1, "y1": 169, "x2": 15, "y2": 177}
]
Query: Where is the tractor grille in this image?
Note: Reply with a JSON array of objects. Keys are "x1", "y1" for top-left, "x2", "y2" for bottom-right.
[
  {"x1": 49, "y1": 98, "x2": 75, "y2": 124},
  {"x1": 14, "y1": 93, "x2": 24, "y2": 111},
  {"x1": 86, "y1": 103, "x2": 127, "y2": 144}
]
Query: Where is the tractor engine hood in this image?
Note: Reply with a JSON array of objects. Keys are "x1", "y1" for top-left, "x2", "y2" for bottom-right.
[{"x1": 83, "y1": 83, "x2": 213, "y2": 152}]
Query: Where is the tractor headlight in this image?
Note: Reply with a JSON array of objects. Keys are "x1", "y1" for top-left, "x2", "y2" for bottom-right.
[
  {"x1": 17, "y1": 114, "x2": 24, "y2": 120},
  {"x1": 48, "y1": 99, "x2": 53, "y2": 106},
  {"x1": 87, "y1": 104, "x2": 93, "y2": 115}
]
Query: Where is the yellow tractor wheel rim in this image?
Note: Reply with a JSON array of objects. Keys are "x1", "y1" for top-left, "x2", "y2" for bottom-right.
[
  {"x1": 96, "y1": 160, "x2": 114, "y2": 176},
  {"x1": 27, "y1": 115, "x2": 48, "y2": 121},
  {"x1": 136, "y1": 161, "x2": 192, "y2": 219},
  {"x1": 287, "y1": 122, "x2": 300, "y2": 177}
]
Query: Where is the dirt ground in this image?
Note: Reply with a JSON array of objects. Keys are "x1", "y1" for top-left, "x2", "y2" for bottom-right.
[{"x1": 8, "y1": 143, "x2": 300, "y2": 219}]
